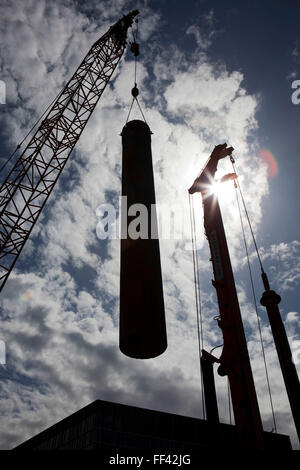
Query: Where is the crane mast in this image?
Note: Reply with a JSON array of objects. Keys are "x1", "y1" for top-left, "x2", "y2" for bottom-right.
[
  {"x1": 0, "y1": 10, "x2": 139, "y2": 293},
  {"x1": 189, "y1": 144, "x2": 265, "y2": 450}
]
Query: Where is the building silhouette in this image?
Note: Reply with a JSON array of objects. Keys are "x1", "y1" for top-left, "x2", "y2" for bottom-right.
[{"x1": 14, "y1": 400, "x2": 291, "y2": 451}]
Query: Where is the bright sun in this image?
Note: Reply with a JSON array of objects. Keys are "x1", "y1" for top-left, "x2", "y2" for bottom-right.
[{"x1": 211, "y1": 179, "x2": 236, "y2": 202}]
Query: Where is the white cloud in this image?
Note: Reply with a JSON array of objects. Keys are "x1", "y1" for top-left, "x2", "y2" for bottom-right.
[
  {"x1": 286, "y1": 71, "x2": 297, "y2": 80},
  {"x1": 186, "y1": 9, "x2": 219, "y2": 50},
  {"x1": 286, "y1": 311, "x2": 300, "y2": 324},
  {"x1": 186, "y1": 24, "x2": 214, "y2": 50},
  {"x1": 292, "y1": 45, "x2": 300, "y2": 60},
  {"x1": 259, "y1": 241, "x2": 300, "y2": 292}
]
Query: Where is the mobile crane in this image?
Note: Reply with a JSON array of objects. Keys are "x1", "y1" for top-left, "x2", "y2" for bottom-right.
[
  {"x1": 0, "y1": 10, "x2": 139, "y2": 293},
  {"x1": 189, "y1": 144, "x2": 265, "y2": 450},
  {"x1": 189, "y1": 143, "x2": 300, "y2": 449}
]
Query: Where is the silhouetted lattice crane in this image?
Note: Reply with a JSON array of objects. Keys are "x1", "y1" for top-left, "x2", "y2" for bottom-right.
[{"x1": 0, "y1": 10, "x2": 139, "y2": 293}]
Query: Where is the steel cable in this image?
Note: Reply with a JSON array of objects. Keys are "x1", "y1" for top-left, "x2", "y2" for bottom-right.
[
  {"x1": 233, "y1": 171, "x2": 277, "y2": 433},
  {"x1": 189, "y1": 192, "x2": 206, "y2": 420}
]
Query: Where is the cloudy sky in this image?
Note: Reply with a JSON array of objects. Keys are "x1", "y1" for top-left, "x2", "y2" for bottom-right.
[{"x1": 0, "y1": 0, "x2": 300, "y2": 449}]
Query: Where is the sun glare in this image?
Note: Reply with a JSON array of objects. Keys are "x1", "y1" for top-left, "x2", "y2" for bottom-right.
[{"x1": 211, "y1": 180, "x2": 235, "y2": 202}]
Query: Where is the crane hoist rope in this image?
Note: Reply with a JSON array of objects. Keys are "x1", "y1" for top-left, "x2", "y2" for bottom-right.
[
  {"x1": 231, "y1": 157, "x2": 277, "y2": 433},
  {"x1": 230, "y1": 156, "x2": 265, "y2": 274},
  {"x1": 188, "y1": 192, "x2": 206, "y2": 420},
  {"x1": 125, "y1": 18, "x2": 148, "y2": 125},
  {"x1": 232, "y1": 150, "x2": 299, "y2": 443}
]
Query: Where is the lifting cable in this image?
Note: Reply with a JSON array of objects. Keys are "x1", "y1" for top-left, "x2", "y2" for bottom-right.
[
  {"x1": 125, "y1": 18, "x2": 148, "y2": 125},
  {"x1": 188, "y1": 192, "x2": 206, "y2": 420},
  {"x1": 231, "y1": 156, "x2": 277, "y2": 433},
  {"x1": 230, "y1": 156, "x2": 264, "y2": 272}
]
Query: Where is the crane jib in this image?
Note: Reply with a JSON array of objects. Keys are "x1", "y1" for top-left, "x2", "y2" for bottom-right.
[{"x1": 0, "y1": 11, "x2": 139, "y2": 293}]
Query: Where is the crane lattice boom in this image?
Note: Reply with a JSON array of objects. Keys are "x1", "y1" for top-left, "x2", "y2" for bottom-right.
[{"x1": 0, "y1": 10, "x2": 138, "y2": 293}]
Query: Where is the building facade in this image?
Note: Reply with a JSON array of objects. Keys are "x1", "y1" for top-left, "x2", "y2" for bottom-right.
[{"x1": 14, "y1": 400, "x2": 291, "y2": 451}]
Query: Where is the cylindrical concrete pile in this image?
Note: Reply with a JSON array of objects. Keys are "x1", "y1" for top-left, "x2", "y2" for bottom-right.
[{"x1": 120, "y1": 120, "x2": 167, "y2": 359}]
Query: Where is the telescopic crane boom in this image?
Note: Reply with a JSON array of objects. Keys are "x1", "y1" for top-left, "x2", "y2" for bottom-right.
[
  {"x1": 0, "y1": 10, "x2": 139, "y2": 293},
  {"x1": 189, "y1": 144, "x2": 265, "y2": 450}
]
